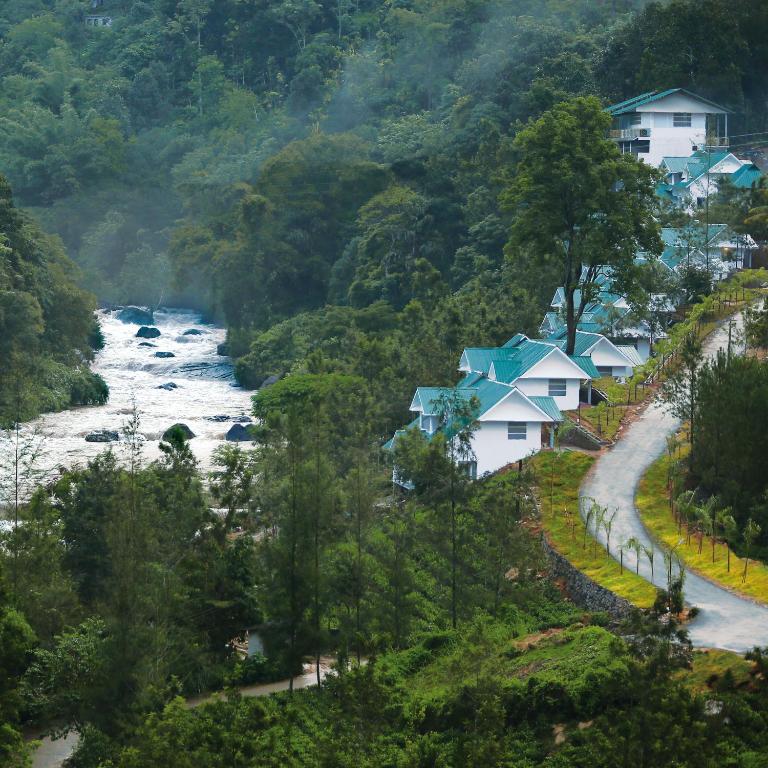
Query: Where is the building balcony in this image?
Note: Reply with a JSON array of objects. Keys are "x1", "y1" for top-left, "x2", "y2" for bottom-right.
[
  {"x1": 704, "y1": 136, "x2": 729, "y2": 148},
  {"x1": 609, "y1": 128, "x2": 651, "y2": 140}
]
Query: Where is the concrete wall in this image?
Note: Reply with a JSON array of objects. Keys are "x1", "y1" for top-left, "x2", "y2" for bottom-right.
[
  {"x1": 541, "y1": 536, "x2": 635, "y2": 619},
  {"x1": 473, "y1": 420, "x2": 542, "y2": 476},
  {"x1": 516, "y1": 377, "x2": 580, "y2": 411}
]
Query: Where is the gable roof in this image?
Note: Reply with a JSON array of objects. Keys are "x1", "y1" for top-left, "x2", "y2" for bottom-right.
[
  {"x1": 460, "y1": 339, "x2": 553, "y2": 379},
  {"x1": 731, "y1": 163, "x2": 763, "y2": 189},
  {"x1": 606, "y1": 88, "x2": 729, "y2": 116},
  {"x1": 544, "y1": 328, "x2": 602, "y2": 357}
]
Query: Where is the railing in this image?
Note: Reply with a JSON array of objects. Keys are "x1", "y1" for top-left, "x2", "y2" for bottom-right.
[
  {"x1": 609, "y1": 128, "x2": 651, "y2": 140},
  {"x1": 704, "y1": 136, "x2": 729, "y2": 148}
]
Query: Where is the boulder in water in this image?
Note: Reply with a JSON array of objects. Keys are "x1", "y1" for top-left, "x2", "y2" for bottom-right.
[
  {"x1": 216, "y1": 342, "x2": 230, "y2": 356},
  {"x1": 259, "y1": 374, "x2": 281, "y2": 389},
  {"x1": 138, "y1": 342, "x2": 156, "y2": 348},
  {"x1": 157, "y1": 382, "x2": 178, "y2": 391},
  {"x1": 154, "y1": 351, "x2": 175, "y2": 358},
  {"x1": 183, "y1": 328, "x2": 204, "y2": 336},
  {"x1": 136, "y1": 326, "x2": 161, "y2": 339},
  {"x1": 85, "y1": 430, "x2": 119, "y2": 443},
  {"x1": 226, "y1": 423, "x2": 253, "y2": 442},
  {"x1": 162, "y1": 423, "x2": 195, "y2": 441},
  {"x1": 233, "y1": 415, "x2": 253, "y2": 423},
  {"x1": 206, "y1": 414, "x2": 230, "y2": 422},
  {"x1": 117, "y1": 306, "x2": 154, "y2": 325}
]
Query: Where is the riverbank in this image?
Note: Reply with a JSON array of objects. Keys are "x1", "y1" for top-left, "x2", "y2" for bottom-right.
[{"x1": 1, "y1": 308, "x2": 254, "y2": 494}]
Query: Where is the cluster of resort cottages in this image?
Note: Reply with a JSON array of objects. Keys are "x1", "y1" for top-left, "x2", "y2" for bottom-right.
[{"x1": 386, "y1": 88, "x2": 763, "y2": 484}]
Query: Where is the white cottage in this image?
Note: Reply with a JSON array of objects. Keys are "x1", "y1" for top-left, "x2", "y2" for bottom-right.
[
  {"x1": 607, "y1": 89, "x2": 729, "y2": 168},
  {"x1": 386, "y1": 375, "x2": 563, "y2": 480}
]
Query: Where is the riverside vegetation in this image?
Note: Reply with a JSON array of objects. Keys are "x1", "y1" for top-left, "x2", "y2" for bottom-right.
[{"x1": 3, "y1": 0, "x2": 768, "y2": 766}]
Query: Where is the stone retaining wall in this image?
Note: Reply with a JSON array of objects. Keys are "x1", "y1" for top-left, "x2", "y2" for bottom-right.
[{"x1": 541, "y1": 536, "x2": 635, "y2": 619}]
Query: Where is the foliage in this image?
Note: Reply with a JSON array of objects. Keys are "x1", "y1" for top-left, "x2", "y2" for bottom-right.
[
  {"x1": 0, "y1": 174, "x2": 104, "y2": 424},
  {"x1": 501, "y1": 95, "x2": 661, "y2": 355},
  {"x1": 637, "y1": 449, "x2": 768, "y2": 602}
]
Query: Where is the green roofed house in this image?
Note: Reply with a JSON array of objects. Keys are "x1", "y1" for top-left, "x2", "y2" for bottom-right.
[
  {"x1": 658, "y1": 150, "x2": 763, "y2": 210},
  {"x1": 385, "y1": 375, "x2": 564, "y2": 483},
  {"x1": 385, "y1": 330, "x2": 641, "y2": 485}
]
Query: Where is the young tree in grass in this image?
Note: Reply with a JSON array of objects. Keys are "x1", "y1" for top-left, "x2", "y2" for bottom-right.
[
  {"x1": 742, "y1": 518, "x2": 761, "y2": 584},
  {"x1": 602, "y1": 508, "x2": 617, "y2": 557},
  {"x1": 716, "y1": 509, "x2": 737, "y2": 573},
  {"x1": 501, "y1": 96, "x2": 661, "y2": 356},
  {"x1": 661, "y1": 331, "x2": 703, "y2": 446},
  {"x1": 625, "y1": 536, "x2": 643, "y2": 574},
  {"x1": 581, "y1": 498, "x2": 597, "y2": 551},
  {"x1": 676, "y1": 491, "x2": 697, "y2": 545},
  {"x1": 642, "y1": 542, "x2": 656, "y2": 583}
]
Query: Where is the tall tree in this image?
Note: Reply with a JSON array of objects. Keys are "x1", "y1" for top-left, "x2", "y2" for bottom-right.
[{"x1": 501, "y1": 96, "x2": 661, "y2": 355}]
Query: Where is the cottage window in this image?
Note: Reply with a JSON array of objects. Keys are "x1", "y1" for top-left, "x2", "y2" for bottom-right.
[
  {"x1": 673, "y1": 113, "x2": 692, "y2": 127},
  {"x1": 548, "y1": 379, "x2": 567, "y2": 397},
  {"x1": 507, "y1": 422, "x2": 526, "y2": 440},
  {"x1": 460, "y1": 461, "x2": 477, "y2": 480},
  {"x1": 628, "y1": 113, "x2": 641, "y2": 127},
  {"x1": 597, "y1": 366, "x2": 613, "y2": 377},
  {"x1": 420, "y1": 414, "x2": 437, "y2": 434}
]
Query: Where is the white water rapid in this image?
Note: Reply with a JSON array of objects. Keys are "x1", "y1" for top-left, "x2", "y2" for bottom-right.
[{"x1": 3, "y1": 308, "x2": 254, "y2": 492}]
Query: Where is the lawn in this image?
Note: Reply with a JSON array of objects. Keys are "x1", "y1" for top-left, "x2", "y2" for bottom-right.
[
  {"x1": 636, "y1": 451, "x2": 768, "y2": 605},
  {"x1": 676, "y1": 649, "x2": 754, "y2": 693},
  {"x1": 576, "y1": 402, "x2": 629, "y2": 442},
  {"x1": 531, "y1": 451, "x2": 657, "y2": 609}
]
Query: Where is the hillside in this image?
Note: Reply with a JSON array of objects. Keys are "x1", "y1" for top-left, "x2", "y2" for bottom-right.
[{"x1": 0, "y1": 174, "x2": 105, "y2": 425}]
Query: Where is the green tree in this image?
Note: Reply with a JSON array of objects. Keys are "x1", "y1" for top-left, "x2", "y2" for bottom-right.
[{"x1": 502, "y1": 96, "x2": 661, "y2": 355}]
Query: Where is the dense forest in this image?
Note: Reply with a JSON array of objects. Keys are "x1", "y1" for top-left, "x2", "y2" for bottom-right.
[
  {"x1": 0, "y1": 173, "x2": 105, "y2": 424},
  {"x1": 2, "y1": 0, "x2": 768, "y2": 415}
]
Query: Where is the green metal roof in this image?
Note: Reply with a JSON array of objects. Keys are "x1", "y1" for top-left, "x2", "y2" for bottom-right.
[
  {"x1": 461, "y1": 339, "x2": 552, "y2": 380},
  {"x1": 731, "y1": 164, "x2": 762, "y2": 189},
  {"x1": 382, "y1": 417, "x2": 421, "y2": 451},
  {"x1": 571, "y1": 355, "x2": 600, "y2": 379},
  {"x1": 529, "y1": 396, "x2": 563, "y2": 423},
  {"x1": 607, "y1": 88, "x2": 729, "y2": 116},
  {"x1": 661, "y1": 156, "x2": 691, "y2": 174},
  {"x1": 545, "y1": 329, "x2": 601, "y2": 357}
]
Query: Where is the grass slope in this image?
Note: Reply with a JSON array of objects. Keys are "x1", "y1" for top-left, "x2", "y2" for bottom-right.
[
  {"x1": 636, "y1": 452, "x2": 768, "y2": 605},
  {"x1": 532, "y1": 451, "x2": 657, "y2": 609}
]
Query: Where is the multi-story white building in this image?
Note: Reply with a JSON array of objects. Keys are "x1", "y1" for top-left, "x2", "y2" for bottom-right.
[{"x1": 607, "y1": 88, "x2": 729, "y2": 168}]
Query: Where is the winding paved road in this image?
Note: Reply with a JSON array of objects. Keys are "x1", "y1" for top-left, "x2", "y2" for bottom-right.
[{"x1": 581, "y1": 310, "x2": 768, "y2": 652}]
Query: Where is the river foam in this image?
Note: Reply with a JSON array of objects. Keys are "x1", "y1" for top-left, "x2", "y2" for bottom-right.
[{"x1": 1, "y1": 308, "x2": 254, "y2": 491}]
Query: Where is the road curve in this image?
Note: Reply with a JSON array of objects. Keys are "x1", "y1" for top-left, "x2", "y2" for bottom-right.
[{"x1": 580, "y1": 311, "x2": 768, "y2": 652}]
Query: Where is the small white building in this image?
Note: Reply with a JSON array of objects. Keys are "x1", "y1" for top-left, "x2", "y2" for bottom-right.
[
  {"x1": 607, "y1": 89, "x2": 729, "y2": 168},
  {"x1": 387, "y1": 375, "x2": 563, "y2": 480},
  {"x1": 658, "y1": 151, "x2": 762, "y2": 209}
]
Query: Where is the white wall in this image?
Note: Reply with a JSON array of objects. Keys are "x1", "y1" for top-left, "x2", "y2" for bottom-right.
[
  {"x1": 515, "y1": 377, "x2": 580, "y2": 411},
  {"x1": 472, "y1": 421, "x2": 543, "y2": 476},
  {"x1": 589, "y1": 338, "x2": 635, "y2": 377}
]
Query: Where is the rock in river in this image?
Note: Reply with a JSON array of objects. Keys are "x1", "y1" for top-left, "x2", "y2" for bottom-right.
[
  {"x1": 136, "y1": 326, "x2": 161, "y2": 339},
  {"x1": 154, "y1": 351, "x2": 175, "y2": 358},
  {"x1": 157, "y1": 382, "x2": 178, "y2": 391},
  {"x1": 226, "y1": 423, "x2": 253, "y2": 442},
  {"x1": 85, "y1": 430, "x2": 119, "y2": 443},
  {"x1": 138, "y1": 342, "x2": 156, "y2": 348},
  {"x1": 117, "y1": 306, "x2": 154, "y2": 325},
  {"x1": 183, "y1": 328, "x2": 204, "y2": 336},
  {"x1": 162, "y1": 423, "x2": 195, "y2": 441}
]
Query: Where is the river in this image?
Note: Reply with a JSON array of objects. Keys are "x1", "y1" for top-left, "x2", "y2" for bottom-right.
[{"x1": 2, "y1": 307, "x2": 254, "y2": 495}]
